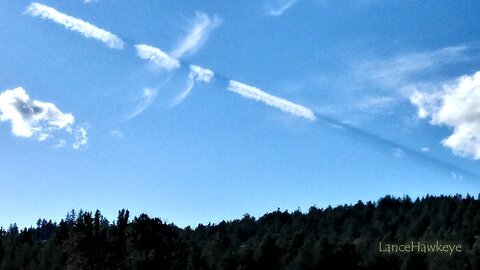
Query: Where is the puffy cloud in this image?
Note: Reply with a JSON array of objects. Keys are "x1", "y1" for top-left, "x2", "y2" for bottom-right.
[
  {"x1": 410, "y1": 71, "x2": 480, "y2": 159},
  {"x1": 135, "y1": 44, "x2": 180, "y2": 71},
  {"x1": 73, "y1": 126, "x2": 88, "y2": 149},
  {"x1": 0, "y1": 87, "x2": 87, "y2": 149},
  {"x1": 171, "y1": 12, "x2": 221, "y2": 59},
  {"x1": 25, "y1": 2, "x2": 124, "y2": 49},
  {"x1": 190, "y1": 65, "x2": 214, "y2": 82},
  {"x1": 228, "y1": 80, "x2": 316, "y2": 121},
  {"x1": 0, "y1": 87, "x2": 74, "y2": 140}
]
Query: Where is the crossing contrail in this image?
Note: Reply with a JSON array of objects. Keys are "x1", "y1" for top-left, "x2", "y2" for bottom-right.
[{"x1": 25, "y1": 2, "x2": 124, "y2": 49}]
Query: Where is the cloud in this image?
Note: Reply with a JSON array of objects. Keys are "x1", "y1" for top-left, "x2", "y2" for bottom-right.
[
  {"x1": 73, "y1": 126, "x2": 88, "y2": 149},
  {"x1": 129, "y1": 88, "x2": 158, "y2": 119},
  {"x1": 135, "y1": 44, "x2": 180, "y2": 71},
  {"x1": 264, "y1": 0, "x2": 298, "y2": 16},
  {"x1": 357, "y1": 46, "x2": 469, "y2": 93},
  {"x1": 410, "y1": 71, "x2": 480, "y2": 160},
  {"x1": 55, "y1": 139, "x2": 66, "y2": 148},
  {"x1": 451, "y1": 172, "x2": 464, "y2": 181},
  {"x1": 0, "y1": 87, "x2": 74, "y2": 140},
  {"x1": 355, "y1": 96, "x2": 395, "y2": 112},
  {"x1": 190, "y1": 65, "x2": 214, "y2": 82},
  {"x1": 421, "y1": 147, "x2": 430, "y2": 152},
  {"x1": 393, "y1": 148, "x2": 405, "y2": 158},
  {"x1": 110, "y1": 130, "x2": 123, "y2": 138},
  {"x1": 25, "y1": 2, "x2": 124, "y2": 49},
  {"x1": 170, "y1": 12, "x2": 221, "y2": 59},
  {"x1": 169, "y1": 65, "x2": 215, "y2": 107},
  {"x1": 227, "y1": 80, "x2": 316, "y2": 121}
]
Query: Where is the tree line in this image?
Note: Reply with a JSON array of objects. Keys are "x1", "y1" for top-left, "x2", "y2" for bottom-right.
[{"x1": 1, "y1": 194, "x2": 480, "y2": 269}]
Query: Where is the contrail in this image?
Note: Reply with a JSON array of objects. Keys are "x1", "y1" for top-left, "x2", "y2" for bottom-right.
[
  {"x1": 135, "y1": 44, "x2": 180, "y2": 71},
  {"x1": 228, "y1": 80, "x2": 316, "y2": 121},
  {"x1": 25, "y1": 2, "x2": 124, "y2": 49}
]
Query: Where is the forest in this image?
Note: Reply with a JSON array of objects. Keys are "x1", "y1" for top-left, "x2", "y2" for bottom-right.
[{"x1": 1, "y1": 194, "x2": 480, "y2": 269}]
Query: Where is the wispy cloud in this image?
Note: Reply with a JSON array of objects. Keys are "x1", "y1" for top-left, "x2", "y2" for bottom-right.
[
  {"x1": 356, "y1": 45, "x2": 470, "y2": 94},
  {"x1": 169, "y1": 65, "x2": 215, "y2": 107},
  {"x1": 25, "y1": 2, "x2": 124, "y2": 49},
  {"x1": 264, "y1": 0, "x2": 299, "y2": 16},
  {"x1": 410, "y1": 71, "x2": 480, "y2": 160},
  {"x1": 171, "y1": 12, "x2": 221, "y2": 59},
  {"x1": 135, "y1": 44, "x2": 180, "y2": 71},
  {"x1": 421, "y1": 147, "x2": 430, "y2": 152},
  {"x1": 228, "y1": 80, "x2": 315, "y2": 121},
  {"x1": 0, "y1": 87, "x2": 87, "y2": 148},
  {"x1": 355, "y1": 96, "x2": 395, "y2": 112},
  {"x1": 129, "y1": 88, "x2": 158, "y2": 119},
  {"x1": 110, "y1": 130, "x2": 123, "y2": 138}
]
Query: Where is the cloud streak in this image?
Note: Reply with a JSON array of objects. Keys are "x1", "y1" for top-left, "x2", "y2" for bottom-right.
[
  {"x1": 265, "y1": 0, "x2": 298, "y2": 16},
  {"x1": 25, "y1": 2, "x2": 124, "y2": 49},
  {"x1": 228, "y1": 80, "x2": 315, "y2": 121},
  {"x1": 410, "y1": 71, "x2": 480, "y2": 160},
  {"x1": 171, "y1": 12, "x2": 221, "y2": 59},
  {"x1": 129, "y1": 88, "x2": 158, "y2": 119},
  {"x1": 135, "y1": 44, "x2": 180, "y2": 71}
]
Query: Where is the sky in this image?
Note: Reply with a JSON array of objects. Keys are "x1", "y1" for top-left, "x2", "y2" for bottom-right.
[{"x1": 1, "y1": 0, "x2": 480, "y2": 228}]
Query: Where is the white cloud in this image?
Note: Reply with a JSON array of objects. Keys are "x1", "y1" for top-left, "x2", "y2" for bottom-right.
[
  {"x1": 265, "y1": 0, "x2": 298, "y2": 16},
  {"x1": 190, "y1": 65, "x2": 214, "y2": 82},
  {"x1": 73, "y1": 126, "x2": 88, "y2": 149},
  {"x1": 421, "y1": 147, "x2": 430, "y2": 152},
  {"x1": 228, "y1": 80, "x2": 316, "y2": 121},
  {"x1": 451, "y1": 172, "x2": 464, "y2": 181},
  {"x1": 129, "y1": 88, "x2": 158, "y2": 119},
  {"x1": 393, "y1": 148, "x2": 405, "y2": 158},
  {"x1": 0, "y1": 87, "x2": 75, "y2": 140},
  {"x1": 355, "y1": 96, "x2": 394, "y2": 112},
  {"x1": 410, "y1": 71, "x2": 480, "y2": 160},
  {"x1": 135, "y1": 44, "x2": 180, "y2": 71},
  {"x1": 357, "y1": 46, "x2": 469, "y2": 93},
  {"x1": 169, "y1": 65, "x2": 215, "y2": 107},
  {"x1": 110, "y1": 130, "x2": 123, "y2": 138},
  {"x1": 171, "y1": 12, "x2": 221, "y2": 59},
  {"x1": 55, "y1": 139, "x2": 66, "y2": 148},
  {"x1": 25, "y1": 2, "x2": 124, "y2": 49}
]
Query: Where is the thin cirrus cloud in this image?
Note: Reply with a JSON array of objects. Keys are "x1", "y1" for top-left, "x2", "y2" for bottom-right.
[
  {"x1": 228, "y1": 80, "x2": 316, "y2": 121},
  {"x1": 264, "y1": 0, "x2": 299, "y2": 16},
  {"x1": 0, "y1": 87, "x2": 87, "y2": 149},
  {"x1": 128, "y1": 88, "x2": 158, "y2": 119},
  {"x1": 169, "y1": 65, "x2": 215, "y2": 108},
  {"x1": 25, "y1": 2, "x2": 124, "y2": 49},
  {"x1": 410, "y1": 71, "x2": 480, "y2": 160},
  {"x1": 170, "y1": 12, "x2": 221, "y2": 59}
]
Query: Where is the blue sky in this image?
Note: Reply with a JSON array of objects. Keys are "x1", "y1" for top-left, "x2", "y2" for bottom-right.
[{"x1": 1, "y1": 0, "x2": 480, "y2": 228}]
